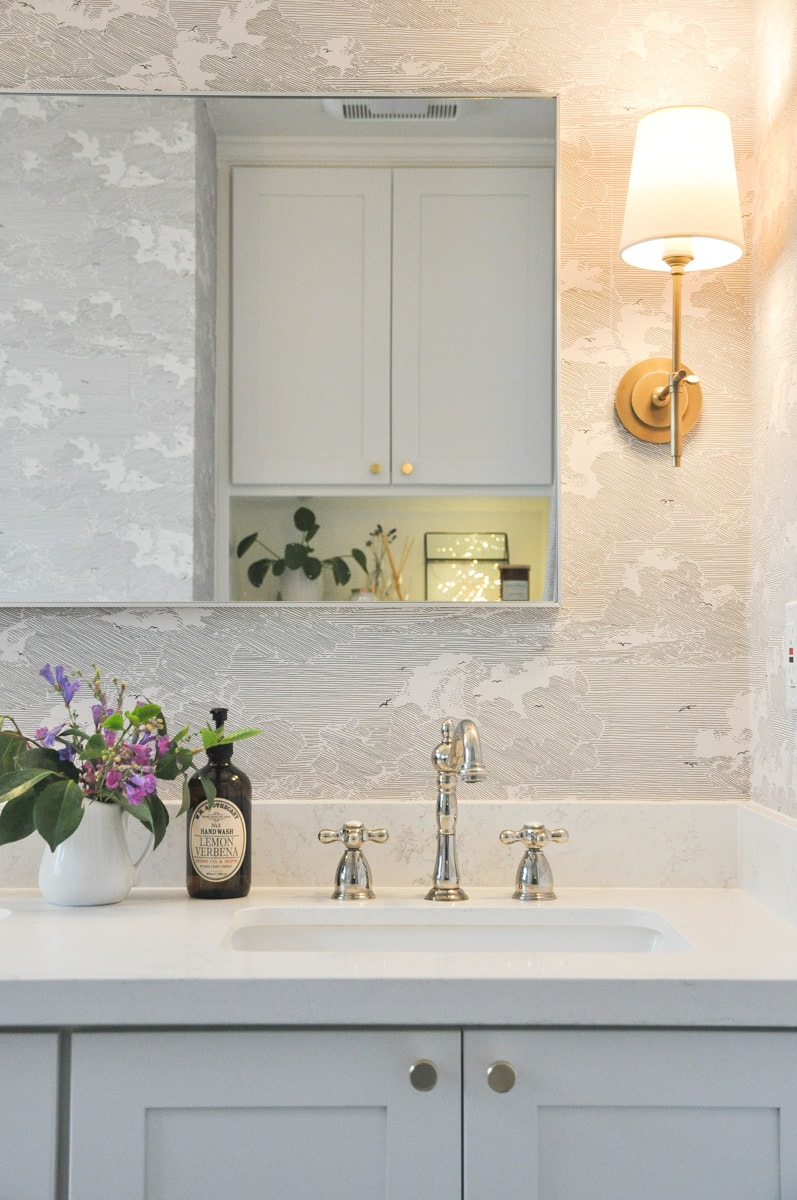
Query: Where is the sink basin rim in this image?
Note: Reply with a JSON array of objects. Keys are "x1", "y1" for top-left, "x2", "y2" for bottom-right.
[{"x1": 225, "y1": 903, "x2": 692, "y2": 956}]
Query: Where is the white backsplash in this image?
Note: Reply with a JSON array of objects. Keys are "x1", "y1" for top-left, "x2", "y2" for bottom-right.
[{"x1": 1, "y1": 798, "x2": 740, "y2": 893}]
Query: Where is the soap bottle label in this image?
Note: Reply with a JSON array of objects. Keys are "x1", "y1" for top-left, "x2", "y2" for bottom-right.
[{"x1": 189, "y1": 797, "x2": 247, "y2": 883}]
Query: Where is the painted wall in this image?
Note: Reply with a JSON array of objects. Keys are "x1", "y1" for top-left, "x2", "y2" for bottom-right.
[
  {"x1": 750, "y1": 0, "x2": 797, "y2": 815},
  {"x1": 0, "y1": 0, "x2": 767, "y2": 884},
  {"x1": 0, "y1": 95, "x2": 203, "y2": 602}
]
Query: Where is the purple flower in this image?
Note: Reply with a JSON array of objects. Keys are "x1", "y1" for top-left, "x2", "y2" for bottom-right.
[
  {"x1": 105, "y1": 768, "x2": 122, "y2": 790},
  {"x1": 58, "y1": 746, "x2": 74, "y2": 763},
  {"x1": 92, "y1": 703, "x2": 112, "y2": 729},
  {"x1": 124, "y1": 773, "x2": 157, "y2": 805},
  {"x1": 103, "y1": 729, "x2": 117, "y2": 748},
  {"x1": 156, "y1": 735, "x2": 172, "y2": 755},
  {"x1": 131, "y1": 743, "x2": 152, "y2": 767},
  {"x1": 35, "y1": 724, "x2": 63, "y2": 748},
  {"x1": 40, "y1": 663, "x2": 80, "y2": 705},
  {"x1": 60, "y1": 676, "x2": 80, "y2": 706}
]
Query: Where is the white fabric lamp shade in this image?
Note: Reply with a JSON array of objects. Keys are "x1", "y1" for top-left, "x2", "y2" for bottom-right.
[{"x1": 620, "y1": 106, "x2": 744, "y2": 272}]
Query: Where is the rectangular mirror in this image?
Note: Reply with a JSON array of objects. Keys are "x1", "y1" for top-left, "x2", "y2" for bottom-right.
[{"x1": 0, "y1": 94, "x2": 557, "y2": 605}]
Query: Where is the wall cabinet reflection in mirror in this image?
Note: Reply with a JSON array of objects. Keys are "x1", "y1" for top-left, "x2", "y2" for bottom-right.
[{"x1": 0, "y1": 94, "x2": 557, "y2": 606}]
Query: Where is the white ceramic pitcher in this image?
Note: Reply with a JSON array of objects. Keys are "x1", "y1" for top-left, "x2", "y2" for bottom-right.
[{"x1": 38, "y1": 798, "x2": 154, "y2": 906}]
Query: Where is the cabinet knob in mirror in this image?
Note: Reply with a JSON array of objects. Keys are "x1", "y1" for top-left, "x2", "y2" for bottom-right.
[
  {"x1": 409, "y1": 1060, "x2": 439, "y2": 1091},
  {"x1": 401, "y1": 461, "x2": 414, "y2": 475},
  {"x1": 369, "y1": 462, "x2": 382, "y2": 475},
  {"x1": 487, "y1": 1061, "x2": 516, "y2": 1093}
]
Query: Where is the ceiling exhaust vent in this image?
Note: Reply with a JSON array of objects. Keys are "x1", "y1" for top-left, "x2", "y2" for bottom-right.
[{"x1": 322, "y1": 98, "x2": 459, "y2": 122}]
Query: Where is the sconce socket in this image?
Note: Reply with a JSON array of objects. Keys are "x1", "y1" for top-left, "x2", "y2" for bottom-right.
[{"x1": 615, "y1": 356, "x2": 702, "y2": 446}]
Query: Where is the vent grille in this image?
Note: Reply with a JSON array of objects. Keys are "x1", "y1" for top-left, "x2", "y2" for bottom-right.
[{"x1": 334, "y1": 100, "x2": 459, "y2": 121}]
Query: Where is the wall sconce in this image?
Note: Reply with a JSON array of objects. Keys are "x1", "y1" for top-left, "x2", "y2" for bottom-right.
[{"x1": 614, "y1": 106, "x2": 744, "y2": 466}]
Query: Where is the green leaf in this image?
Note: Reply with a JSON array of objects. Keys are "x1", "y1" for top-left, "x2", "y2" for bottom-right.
[
  {"x1": 0, "y1": 768, "x2": 55, "y2": 804},
  {"x1": 18, "y1": 745, "x2": 80, "y2": 783},
  {"x1": 236, "y1": 532, "x2": 259, "y2": 558},
  {"x1": 154, "y1": 748, "x2": 181, "y2": 779},
  {"x1": 178, "y1": 777, "x2": 192, "y2": 817},
  {"x1": 156, "y1": 745, "x2": 195, "y2": 780},
  {"x1": 114, "y1": 793, "x2": 168, "y2": 850},
  {"x1": 329, "y1": 556, "x2": 352, "y2": 587},
  {"x1": 303, "y1": 556, "x2": 322, "y2": 580},
  {"x1": 293, "y1": 506, "x2": 317, "y2": 533},
  {"x1": 199, "y1": 774, "x2": 217, "y2": 805},
  {"x1": 351, "y1": 548, "x2": 368, "y2": 573},
  {"x1": 143, "y1": 792, "x2": 170, "y2": 850},
  {"x1": 272, "y1": 559, "x2": 286, "y2": 577},
  {"x1": 82, "y1": 733, "x2": 107, "y2": 761},
  {"x1": 33, "y1": 779, "x2": 85, "y2": 852},
  {"x1": 284, "y1": 542, "x2": 309, "y2": 570},
  {"x1": 218, "y1": 728, "x2": 260, "y2": 744},
  {"x1": 247, "y1": 558, "x2": 272, "y2": 588},
  {"x1": 0, "y1": 731, "x2": 28, "y2": 773},
  {"x1": 129, "y1": 703, "x2": 162, "y2": 723},
  {"x1": 0, "y1": 794, "x2": 36, "y2": 845},
  {"x1": 102, "y1": 713, "x2": 124, "y2": 731}
]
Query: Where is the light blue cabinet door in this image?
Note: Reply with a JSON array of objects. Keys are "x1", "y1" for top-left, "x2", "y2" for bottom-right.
[
  {"x1": 464, "y1": 1029, "x2": 797, "y2": 1200},
  {"x1": 70, "y1": 1029, "x2": 461, "y2": 1200},
  {"x1": 0, "y1": 1033, "x2": 59, "y2": 1200}
]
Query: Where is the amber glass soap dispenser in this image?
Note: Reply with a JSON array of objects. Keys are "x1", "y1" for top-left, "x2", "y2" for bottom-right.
[{"x1": 186, "y1": 707, "x2": 252, "y2": 899}]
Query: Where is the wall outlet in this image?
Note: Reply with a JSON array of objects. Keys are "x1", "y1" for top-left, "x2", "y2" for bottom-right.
[{"x1": 786, "y1": 602, "x2": 797, "y2": 710}]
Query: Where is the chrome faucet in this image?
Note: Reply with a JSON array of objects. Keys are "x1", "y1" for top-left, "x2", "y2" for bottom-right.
[{"x1": 426, "y1": 718, "x2": 487, "y2": 902}]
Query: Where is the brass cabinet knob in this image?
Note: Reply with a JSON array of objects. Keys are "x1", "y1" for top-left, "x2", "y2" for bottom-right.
[
  {"x1": 487, "y1": 1061, "x2": 516, "y2": 1093},
  {"x1": 409, "y1": 1060, "x2": 439, "y2": 1092},
  {"x1": 369, "y1": 462, "x2": 382, "y2": 475},
  {"x1": 400, "y1": 462, "x2": 414, "y2": 476}
]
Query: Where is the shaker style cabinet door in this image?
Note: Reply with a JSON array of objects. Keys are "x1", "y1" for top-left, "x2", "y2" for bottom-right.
[
  {"x1": 0, "y1": 1033, "x2": 59, "y2": 1200},
  {"x1": 231, "y1": 166, "x2": 392, "y2": 486},
  {"x1": 464, "y1": 1030, "x2": 797, "y2": 1200},
  {"x1": 69, "y1": 1029, "x2": 461, "y2": 1200},
  {"x1": 391, "y1": 166, "x2": 554, "y2": 487}
]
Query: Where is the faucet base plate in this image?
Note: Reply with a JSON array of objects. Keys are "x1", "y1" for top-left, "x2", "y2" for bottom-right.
[{"x1": 425, "y1": 885, "x2": 469, "y2": 902}]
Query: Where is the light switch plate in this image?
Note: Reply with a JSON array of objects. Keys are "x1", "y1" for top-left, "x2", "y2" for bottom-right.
[{"x1": 786, "y1": 602, "x2": 797, "y2": 710}]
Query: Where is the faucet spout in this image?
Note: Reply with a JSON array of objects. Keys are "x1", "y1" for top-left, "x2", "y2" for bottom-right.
[{"x1": 426, "y1": 718, "x2": 487, "y2": 902}]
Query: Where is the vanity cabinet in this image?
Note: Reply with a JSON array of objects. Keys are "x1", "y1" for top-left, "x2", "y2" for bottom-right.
[
  {"x1": 67, "y1": 1027, "x2": 797, "y2": 1199},
  {"x1": 68, "y1": 1029, "x2": 461, "y2": 1200},
  {"x1": 231, "y1": 164, "x2": 554, "y2": 489},
  {"x1": 0, "y1": 1033, "x2": 59, "y2": 1200}
]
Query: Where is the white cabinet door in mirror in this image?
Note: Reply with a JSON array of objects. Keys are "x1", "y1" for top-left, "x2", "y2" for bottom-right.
[
  {"x1": 231, "y1": 166, "x2": 392, "y2": 486},
  {"x1": 231, "y1": 164, "x2": 554, "y2": 489},
  {"x1": 392, "y1": 166, "x2": 554, "y2": 486}
]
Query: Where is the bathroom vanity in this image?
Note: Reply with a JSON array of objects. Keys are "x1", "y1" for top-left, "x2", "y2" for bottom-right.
[{"x1": 3, "y1": 875, "x2": 797, "y2": 1200}]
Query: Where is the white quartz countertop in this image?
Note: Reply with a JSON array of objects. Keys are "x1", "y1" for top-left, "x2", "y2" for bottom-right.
[{"x1": 3, "y1": 886, "x2": 797, "y2": 1029}]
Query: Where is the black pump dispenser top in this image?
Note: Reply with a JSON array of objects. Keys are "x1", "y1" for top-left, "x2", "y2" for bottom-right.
[{"x1": 208, "y1": 706, "x2": 233, "y2": 762}]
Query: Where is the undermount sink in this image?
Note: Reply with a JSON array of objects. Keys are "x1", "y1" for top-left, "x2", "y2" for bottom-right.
[{"x1": 225, "y1": 903, "x2": 691, "y2": 955}]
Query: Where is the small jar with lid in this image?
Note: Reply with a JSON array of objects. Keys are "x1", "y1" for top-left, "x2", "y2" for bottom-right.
[{"x1": 499, "y1": 564, "x2": 530, "y2": 601}]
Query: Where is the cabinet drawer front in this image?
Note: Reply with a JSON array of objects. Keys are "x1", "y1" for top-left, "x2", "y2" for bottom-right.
[{"x1": 70, "y1": 1029, "x2": 461, "y2": 1200}]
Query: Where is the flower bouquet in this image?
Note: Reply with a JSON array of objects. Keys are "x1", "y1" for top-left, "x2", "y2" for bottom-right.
[{"x1": 0, "y1": 664, "x2": 257, "y2": 853}]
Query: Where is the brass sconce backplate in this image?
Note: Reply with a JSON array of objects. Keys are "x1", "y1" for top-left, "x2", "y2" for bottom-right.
[{"x1": 615, "y1": 356, "x2": 703, "y2": 445}]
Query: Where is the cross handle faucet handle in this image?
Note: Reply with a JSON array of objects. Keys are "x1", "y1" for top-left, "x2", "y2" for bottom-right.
[
  {"x1": 499, "y1": 823, "x2": 569, "y2": 850},
  {"x1": 318, "y1": 821, "x2": 389, "y2": 850}
]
